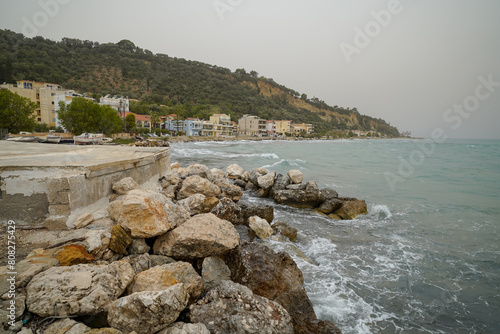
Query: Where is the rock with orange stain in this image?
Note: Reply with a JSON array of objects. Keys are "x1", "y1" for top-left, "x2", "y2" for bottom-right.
[
  {"x1": 55, "y1": 244, "x2": 95, "y2": 266},
  {"x1": 127, "y1": 261, "x2": 203, "y2": 304},
  {"x1": 108, "y1": 189, "x2": 189, "y2": 238},
  {"x1": 109, "y1": 225, "x2": 132, "y2": 255}
]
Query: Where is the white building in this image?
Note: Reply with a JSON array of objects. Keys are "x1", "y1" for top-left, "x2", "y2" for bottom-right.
[{"x1": 99, "y1": 95, "x2": 129, "y2": 112}]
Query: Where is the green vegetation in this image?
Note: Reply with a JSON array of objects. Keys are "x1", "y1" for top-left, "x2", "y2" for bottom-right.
[
  {"x1": 0, "y1": 90, "x2": 37, "y2": 133},
  {"x1": 57, "y1": 97, "x2": 123, "y2": 135},
  {"x1": 0, "y1": 29, "x2": 400, "y2": 137},
  {"x1": 124, "y1": 113, "x2": 136, "y2": 132},
  {"x1": 112, "y1": 138, "x2": 135, "y2": 145}
]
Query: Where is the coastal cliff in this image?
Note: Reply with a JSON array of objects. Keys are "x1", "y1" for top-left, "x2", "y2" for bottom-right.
[{"x1": 1, "y1": 161, "x2": 370, "y2": 333}]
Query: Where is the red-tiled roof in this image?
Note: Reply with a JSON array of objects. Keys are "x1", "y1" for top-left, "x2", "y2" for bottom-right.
[{"x1": 122, "y1": 112, "x2": 151, "y2": 122}]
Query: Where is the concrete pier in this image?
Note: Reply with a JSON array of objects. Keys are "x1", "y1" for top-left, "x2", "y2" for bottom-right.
[{"x1": 0, "y1": 142, "x2": 170, "y2": 227}]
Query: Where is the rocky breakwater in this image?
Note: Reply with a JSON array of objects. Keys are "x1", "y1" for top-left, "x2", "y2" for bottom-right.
[{"x1": 0, "y1": 161, "x2": 360, "y2": 333}]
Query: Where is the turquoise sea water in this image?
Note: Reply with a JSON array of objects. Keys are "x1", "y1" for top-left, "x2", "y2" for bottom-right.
[{"x1": 171, "y1": 138, "x2": 500, "y2": 334}]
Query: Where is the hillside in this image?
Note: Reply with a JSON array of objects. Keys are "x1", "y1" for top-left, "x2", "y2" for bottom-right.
[{"x1": 0, "y1": 29, "x2": 400, "y2": 136}]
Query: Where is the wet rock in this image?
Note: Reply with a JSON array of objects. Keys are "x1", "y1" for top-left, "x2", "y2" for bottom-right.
[
  {"x1": 213, "y1": 178, "x2": 243, "y2": 202},
  {"x1": 225, "y1": 164, "x2": 245, "y2": 179},
  {"x1": 109, "y1": 189, "x2": 189, "y2": 238},
  {"x1": 233, "y1": 224, "x2": 256, "y2": 243},
  {"x1": 177, "y1": 175, "x2": 221, "y2": 200},
  {"x1": 153, "y1": 213, "x2": 240, "y2": 259},
  {"x1": 317, "y1": 198, "x2": 343, "y2": 214},
  {"x1": 239, "y1": 202, "x2": 274, "y2": 224},
  {"x1": 248, "y1": 216, "x2": 273, "y2": 239},
  {"x1": 241, "y1": 171, "x2": 250, "y2": 182},
  {"x1": 107, "y1": 284, "x2": 189, "y2": 334},
  {"x1": 271, "y1": 221, "x2": 298, "y2": 242},
  {"x1": 257, "y1": 172, "x2": 276, "y2": 190},
  {"x1": 245, "y1": 181, "x2": 257, "y2": 191},
  {"x1": 55, "y1": 244, "x2": 95, "y2": 266},
  {"x1": 226, "y1": 241, "x2": 329, "y2": 334},
  {"x1": 127, "y1": 262, "x2": 203, "y2": 304},
  {"x1": 233, "y1": 179, "x2": 247, "y2": 189},
  {"x1": 272, "y1": 173, "x2": 290, "y2": 193},
  {"x1": 287, "y1": 169, "x2": 304, "y2": 184},
  {"x1": 211, "y1": 198, "x2": 244, "y2": 225},
  {"x1": 320, "y1": 188, "x2": 339, "y2": 200},
  {"x1": 108, "y1": 225, "x2": 132, "y2": 255},
  {"x1": 188, "y1": 280, "x2": 294, "y2": 334},
  {"x1": 273, "y1": 187, "x2": 325, "y2": 209},
  {"x1": 334, "y1": 198, "x2": 368, "y2": 220},
  {"x1": 27, "y1": 261, "x2": 134, "y2": 317},
  {"x1": 202, "y1": 256, "x2": 231, "y2": 291},
  {"x1": 157, "y1": 322, "x2": 210, "y2": 334},
  {"x1": 112, "y1": 177, "x2": 138, "y2": 195},
  {"x1": 286, "y1": 183, "x2": 306, "y2": 190}
]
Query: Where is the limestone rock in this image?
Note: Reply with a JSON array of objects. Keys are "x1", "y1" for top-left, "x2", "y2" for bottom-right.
[
  {"x1": 202, "y1": 256, "x2": 231, "y2": 291},
  {"x1": 213, "y1": 178, "x2": 243, "y2": 202},
  {"x1": 127, "y1": 238, "x2": 150, "y2": 254},
  {"x1": 257, "y1": 172, "x2": 276, "y2": 190},
  {"x1": 171, "y1": 162, "x2": 181, "y2": 170},
  {"x1": 287, "y1": 169, "x2": 304, "y2": 184},
  {"x1": 273, "y1": 184, "x2": 325, "y2": 209},
  {"x1": 177, "y1": 175, "x2": 221, "y2": 200},
  {"x1": 0, "y1": 294, "x2": 25, "y2": 330},
  {"x1": 73, "y1": 213, "x2": 94, "y2": 229},
  {"x1": 55, "y1": 244, "x2": 95, "y2": 266},
  {"x1": 43, "y1": 318, "x2": 91, "y2": 334},
  {"x1": 153, "y1": 213, "x2": 240, "y2": 259},
  {"x1": 334, "y1": 198, "x2": 368, "y2": 220},
  {"x1": 227, "y1": 241, "x2": 332, "y2": 334},
  {"x1": 210, "y1": 197, "x2": 244, "y2": 225},
  {"x1": 127, "y1": 262, "x2": 203, "y2": 304},
  {"x1": 122, "y1": 253, "x2": 176, "y2": 274},
  {"x1": 241, "y1": 171, "x2": 250, "y2": 182},
  {"x1": 225, "y1": 164, "x2": 245, "y2": 179},
  {"x1": 26, "y1": 261, "x2": 134, "y2": 317},
  {"x1": 107, "y1": 284, "x2": 189, "y2": 334},
  {"x1": 109, "y1": 189, "x2": 189, "y2": 238},
  {"x1": 239, "y1": 202, "x2": 274, "y2": 224},
  {"x1": 188, "y1": 280, "x2": 294, "y2": 334},
  {"x1": 271, "y1": 221, "x2": 298, "y2": 242},
  {"x1": 157, "y1": 322, "x2": 210, "y2": 334},
  {"x1": 248, "y1": 216, "x2": 273, "y2": 239},
  {"x1": 248, "y1": 169, "x2": 261, "y2": 185},
  {"x1": 286, "y1": 183, "x2": 306, "y2": 190},
  {"x1": 320, "y1": 188, "x2": 339, "y2": 200},
  {"x1": 112, "y1": 177, "x2": 138, "y2": 195},
  {"x1": 108, "y1": 225, "x2": 132, "y2": 255},
  {"x1": 210, "y1": 168, "x2": 225, "y2": 180},
  {"x1": 178, "y1": 194, "x2": 219, "y2": 216},
  {"x1": 317, "y1": 198, "x2": 343, "y2": 214}
]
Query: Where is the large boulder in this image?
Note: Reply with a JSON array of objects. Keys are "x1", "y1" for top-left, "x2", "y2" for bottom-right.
[
  {"x1": 107, "y1": 284, "x2": 189, "y2": 334},
  {"x1": 273, "y1": 184, "x2": 325, "y2": 209},
  {"x1": 153, "y1": 213, "x2": 240, "y2": 259},
  {"x1": 226, "y1": 241, "x2": 340, "y2": 334},
  {"x1": 178, "y1": 164, "x2": 214, "y2": 181},
  {"x1": 287, "y1": 170, "x2": 304, "y2": 184},
  {"x1": 26, "y1": 261, "x2": 134, "y2": 317},
  {"x1": 127, "y1": 262, "x2": 203, "y2": 304},
  {"x1": 225, "y1": 164, "x2": 245, "y2": 179},
  {"x1": 334, "y1": 198, "x2": 368, "y2": 220},
  {"x1": 177, "y1": 175, "x2": 221, "y2": 200},
  {"x1": 317, "y1": 198, "x2": 343, "y2": 214},
  {"x1": 178, "y1": 194, "x2": 218, "y2": 216},
  {"x1": 248, "y1": 216, "x2": 273, "y2": 239},
  {"x1": 210, "y1": 168, "x2": 225, "y2": 179},
  {"x1": 271, "y1": 221, "x2": 298, "y2": 242},
  {"x1": 210, "y1": 197, "x2": 244, "y2": 225},
  {"x1": 109, "y1": 189, "x2": 189, "y2": 238},
  {"x1": 272, "y1": 173, "x2": 290, "y2": 192},
  {"x1": 188, "y1": 280, "x2": 294, "y2": 334},
  {"x1": 122, "y1": 253, "x2": 176, "y2": 274},
  {"x1": 320, "y1": 188, "x2": 339, "y2": 200},
  {"x1": 257, "y1": 172, "x2": 276, "y2": 190},
  {"x1": 239, "y1": 202, "x2": 274, "y2": 224},
  {"x1": 213, "y1": 178, "x2": 243, "y2": 202},
  {"x1": 202, "y1": 256, "x2": 231, "y2": 291},
  {"x1": 112, "y1": 177, "x2": 138, "y2": 195}
]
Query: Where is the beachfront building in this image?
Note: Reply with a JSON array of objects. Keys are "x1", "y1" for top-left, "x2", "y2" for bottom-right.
[
  {"x1": 266, "y1": 120, "x2": 277, "y2": 136},
  {"x1": 121, "y1": 112, "x2": 151, "y2": 130},
  {"x1": 210, "y1": 113, "x2": 234, "y2": 137},
  {"x1": 292, "y1": 123, "x2": 314, "y2": 135},
  {"x1": 100, "y1": 95, "x2": 129, "y2": 113},
  {"x1": 164, "y1": 118, "x2": 203, "y2": 136},
  {"x1": 0, "y1": 80, "x2": 70, "y2": 127},
  {"x1": 238, "y1": 114, "x2": 266, "y2": 136},
  {"x1": 272, "y1": 120, "x2": 293, "y2": 135}
]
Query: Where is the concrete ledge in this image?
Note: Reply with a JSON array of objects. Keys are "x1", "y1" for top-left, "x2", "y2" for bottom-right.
[{"x1": 0, "y1": 142, "x2": 171, "y2": 226}]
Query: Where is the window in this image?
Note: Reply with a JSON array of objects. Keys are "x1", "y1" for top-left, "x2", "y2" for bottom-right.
[{"x1": 52, "y1": 118, "x2": 55, "y2": 122}]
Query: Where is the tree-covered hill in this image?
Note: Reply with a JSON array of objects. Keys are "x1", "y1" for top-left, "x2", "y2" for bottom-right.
[{"x1": 0, "y1": 29, "x2": 400, "y2": 136}]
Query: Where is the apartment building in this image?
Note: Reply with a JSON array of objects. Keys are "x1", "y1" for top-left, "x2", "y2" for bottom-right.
[
  {"x1": 238, "y1": 114, "x2": 266, "y2": 136},
  {"x1": 292, "y1": 123, "x2": 314, "y2": 135},
  {"x1": 210, "y1": 113, "x2": 234, "y2": 137},
  {"x1": 273, "y1": 120, "x2": 293, "y2": 135},
  {"x1": 99, "y1": 95, "x2": 129, "y2": 112},
  {"x1": 266, "y1": 120, "x2": 277, "y2": 136}
]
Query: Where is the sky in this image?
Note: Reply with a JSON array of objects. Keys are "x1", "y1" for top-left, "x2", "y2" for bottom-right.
[{"x1": 1, "y1": 0, "x2": 499, "y2": 139}]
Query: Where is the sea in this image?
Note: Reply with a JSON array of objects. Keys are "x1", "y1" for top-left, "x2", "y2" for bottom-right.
[{"x1": 170, "y1": 138, "x2": 500, "y2": 334}]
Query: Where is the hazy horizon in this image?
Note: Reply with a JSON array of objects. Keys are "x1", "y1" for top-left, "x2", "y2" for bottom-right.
[{"x1": 1, "y1": 0, "x2": 499, "y2": 139}]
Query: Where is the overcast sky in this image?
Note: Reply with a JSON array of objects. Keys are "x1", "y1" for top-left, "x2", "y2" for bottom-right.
[{"x1": 1, "y1": 0, "x2": 499, "y2": 139}]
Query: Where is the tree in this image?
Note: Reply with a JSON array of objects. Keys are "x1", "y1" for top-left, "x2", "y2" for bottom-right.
[
  {"x1": 57, "y1": 97, "x2": 123, "y2": 135},
  {"x1": 125, "y1": 113, "x2": 136, "y2": 132},
  {"x1": 0, "y1": 90, "x2": 37, "y2": 133}
]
